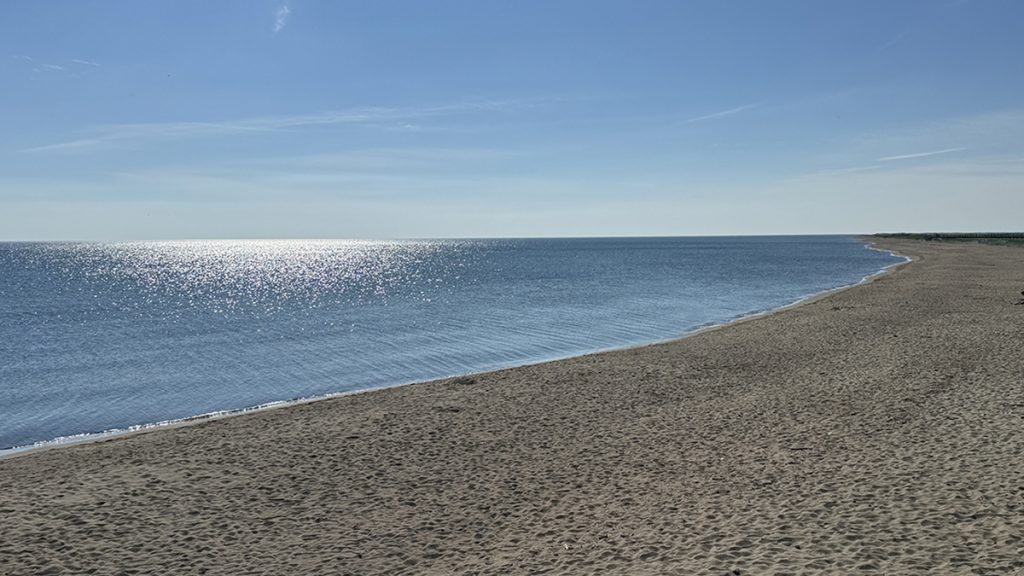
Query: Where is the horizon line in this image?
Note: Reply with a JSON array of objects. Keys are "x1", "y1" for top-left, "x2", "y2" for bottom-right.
[{"x1": 0, "y1": 232, "x2": 973, "y2": 243}]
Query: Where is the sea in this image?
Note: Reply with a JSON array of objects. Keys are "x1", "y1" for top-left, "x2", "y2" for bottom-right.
[{"x1": 0, "y1": 236, "x2": 903, "y2": 453}]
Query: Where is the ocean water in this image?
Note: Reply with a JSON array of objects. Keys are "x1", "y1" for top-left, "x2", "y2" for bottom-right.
[{"x1": 0, "y1": 236, "x2": 902, "y2": 452}]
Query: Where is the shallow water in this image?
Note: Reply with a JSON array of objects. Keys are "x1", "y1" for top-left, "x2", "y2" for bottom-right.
[{"x1": 0, "y1": 236, "x2": 901, "y2": 450}]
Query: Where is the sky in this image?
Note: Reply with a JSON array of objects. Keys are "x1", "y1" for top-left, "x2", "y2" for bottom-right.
[{"x1": 2, "y1": 0, "x2": 1023, "y2": 240}]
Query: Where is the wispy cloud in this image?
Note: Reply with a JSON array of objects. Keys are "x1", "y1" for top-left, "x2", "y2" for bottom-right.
[
  {"x1": 12, "y1": 55, "x2": 99, "y2": 76},
  {"x1": 878, "y1": 29, "x2": 911, "y2": 52},
  {"x1": 807, "y1": 164, "x2": 884, "y2": 178},
  {"x1": 22, "y1": 100, "x2": 535, "y2": 153},
  {"x1": 23, "y1": 138, "x2": 114, "y2": 154},
  {"x1": 686, "y1": 104, "x2": 759, "y2": 123},
  {"x1": 878, "y1": 147, "x2": 967, "y2": 162},
  {"x1": 273, "y1": 3, "x2": 291, "y2": 34},
  {"x1": 245, "y1": 147, "x2": 527, "y2": 173},
  {"x1": 842, "y1": 109, "x2": 1023, "y2": 161}
]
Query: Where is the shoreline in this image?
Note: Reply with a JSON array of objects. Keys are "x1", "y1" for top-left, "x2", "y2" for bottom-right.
[
  {"x1": 0, "y1": 241, "x2": 909, "y2": 460},
  {"x1": 3, "y1": 238, "x2": 1023, "y2": 574}
]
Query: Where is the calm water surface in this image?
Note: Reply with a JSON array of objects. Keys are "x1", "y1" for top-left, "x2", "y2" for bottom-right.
[{"x1": 0, "y1": 236, "x2": 902, "y2": 451}]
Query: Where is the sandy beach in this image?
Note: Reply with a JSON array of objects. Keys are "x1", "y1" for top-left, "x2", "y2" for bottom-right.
[{"x1": 2, "y1": 238, "x2": 1022, "y2": 575}]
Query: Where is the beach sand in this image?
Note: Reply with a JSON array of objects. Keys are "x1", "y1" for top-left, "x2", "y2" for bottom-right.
[{"x1": 2, "y1": 239, "x2": 1023, "y2": 575}]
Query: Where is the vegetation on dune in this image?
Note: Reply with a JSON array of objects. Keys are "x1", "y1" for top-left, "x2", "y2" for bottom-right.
[{"x1": 875, "y1": 233, "x2": 1024, "y2": 246}]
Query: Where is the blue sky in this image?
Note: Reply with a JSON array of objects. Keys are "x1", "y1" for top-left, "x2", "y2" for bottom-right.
[{"x1": 2, "y1": 0, "x2": 1023, "y2": 240}]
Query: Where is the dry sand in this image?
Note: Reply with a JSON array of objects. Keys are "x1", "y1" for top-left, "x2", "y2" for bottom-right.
[{"x1": 2, "y1": 239, "x2": 1023, "y2": 575}]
